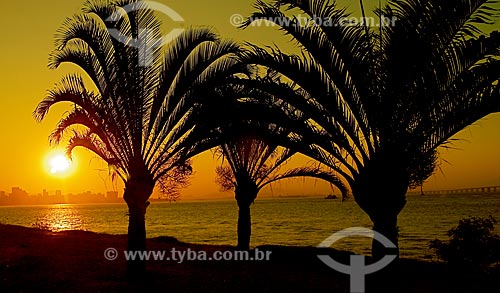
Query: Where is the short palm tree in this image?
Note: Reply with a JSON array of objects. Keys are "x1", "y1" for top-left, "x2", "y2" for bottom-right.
[
  {"x1": 34, "y1": 0, "x2": 244, "y2": 272},
  {"x1": 241, "y1": 0, "x2": 500, "y2": 258},
  {"x1": 216, "y1": 133, "x2": 347, "y2": 250}
]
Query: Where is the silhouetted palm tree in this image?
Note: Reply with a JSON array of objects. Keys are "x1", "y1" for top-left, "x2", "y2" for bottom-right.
[
  {"x1": 241, "y1": 0, "x2": 500, "y2": 258},
  {"x1": 216, "y1": 133, "x2": 347, "y2": 250},
  {"x1": 34, "y1": 0, "x2": 244, "y2": 273}
]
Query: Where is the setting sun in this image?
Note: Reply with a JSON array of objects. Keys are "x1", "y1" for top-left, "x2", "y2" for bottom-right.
[
  {"x1": 48, "y1": 154, "x2": 71, "y2": 175},
  {"x1": 45, "y1": 150, "x2": 73, "y2": 176}
]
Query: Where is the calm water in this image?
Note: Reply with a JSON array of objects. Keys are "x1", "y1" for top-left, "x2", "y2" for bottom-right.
[{"x1": 1, "y1": 195, "x2": 499, "y2": 260}]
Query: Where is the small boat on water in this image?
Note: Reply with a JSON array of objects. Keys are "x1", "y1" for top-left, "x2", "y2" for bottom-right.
[{"x1": 324, "y1": 194, "x2": 338, "y2": 199}]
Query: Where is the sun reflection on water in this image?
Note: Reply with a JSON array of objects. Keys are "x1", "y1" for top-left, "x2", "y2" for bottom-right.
[{"x1": 33, "y1": 205, "x2": 85, "y2": 232}]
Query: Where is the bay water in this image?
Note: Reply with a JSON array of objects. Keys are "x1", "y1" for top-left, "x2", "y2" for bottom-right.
[{"x1": 1, "y1": 194, "x2": 499, "y2": 260}]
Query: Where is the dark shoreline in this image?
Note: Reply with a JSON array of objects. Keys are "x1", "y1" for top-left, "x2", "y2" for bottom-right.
[{"x1": 0, "y1": 223, "x2": 498, "y2": 292}]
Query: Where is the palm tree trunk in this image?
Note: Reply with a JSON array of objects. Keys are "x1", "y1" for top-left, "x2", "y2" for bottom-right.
[
  {"x1": 355, "y1": 189, "x2": 405, "y2": 292},
  {"x1": 123, "y1": 177, "x2": 154, "y2": 276},
  {"x1": 353, "y1": 160, "x2": 408, "y2": 260},
  {"x1": 353, "y1": 157, "x2": 409, "y2": 292},
  {"x1": 355, "y1": 191, "x2": 406, "y2": 260},
  {"x1": 127, "y1": 201, "x2": 148, "y2": 250},
  {"x1": 371, "y1": 212, "x2": 400, "y2": 259},
  {"x1": 237, "y1": 201, "x2": 252, "y2": 250},
  {"x1": 235, "y1": 185, "x2": 257, "y2": 251}
]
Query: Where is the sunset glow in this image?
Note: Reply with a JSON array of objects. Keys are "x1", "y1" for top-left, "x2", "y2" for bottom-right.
[
  {"x1": 49, "y1": 155, "x2": 71, "y2": 174},
  {"x1": 45, "y1": 152, "x2": 73, "y2": 176},
  {"x1": 0, "y1": 0, "x2": 499, "y2": 198}
]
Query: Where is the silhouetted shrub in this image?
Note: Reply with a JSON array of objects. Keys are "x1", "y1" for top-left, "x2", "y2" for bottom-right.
[{"x1": 430, "y1": 216, "x2": 500, "y2": 270}]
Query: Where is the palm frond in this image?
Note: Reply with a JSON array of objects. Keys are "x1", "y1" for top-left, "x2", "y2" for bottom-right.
[
  {"x1": 260, "y1": 165, "x2": 349, "y2": 199},
  {"x1": 36, "y1": 0, "x2": 246, "y2": 197}
]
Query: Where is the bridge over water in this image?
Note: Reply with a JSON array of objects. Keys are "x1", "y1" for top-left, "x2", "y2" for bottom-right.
[{"x1": 407, "y1": 186, "x2": 500, "y2": 196}]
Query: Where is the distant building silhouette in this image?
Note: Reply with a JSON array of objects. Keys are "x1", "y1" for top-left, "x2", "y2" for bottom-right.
[
  {"x1": 0, "y1": 187, "x2": 135, "y2": 206},
  {"x1": 106, "y1": 191, "x2": 119, "y2": 200},
  {"x1": 7, "y1": 187, "x2": 29, "y2": 205},
  {"x1": 11, "y1": 187, "x2": 28, "y2": 197}
]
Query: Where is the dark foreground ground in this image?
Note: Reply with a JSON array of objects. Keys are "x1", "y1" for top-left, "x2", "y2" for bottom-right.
[{"x1": 0, "y1": 224, "x2": 498, "y2": 292}]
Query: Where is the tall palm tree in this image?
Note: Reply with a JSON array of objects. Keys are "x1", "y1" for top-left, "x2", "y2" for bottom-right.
[
  {"x1": 240, "y1": 0, "x2": 500, "y2": 258},
  {"x1": 216, "y1": 133, "x2": 347, "y2": 250},
  {"x1": 34, "y1": 0, "x2": 244, "y2": 272}
]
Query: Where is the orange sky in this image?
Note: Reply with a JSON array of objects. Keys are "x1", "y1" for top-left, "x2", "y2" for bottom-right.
[{"x1": 0, "y1": 0, "x2": 499, "y2": 199}]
